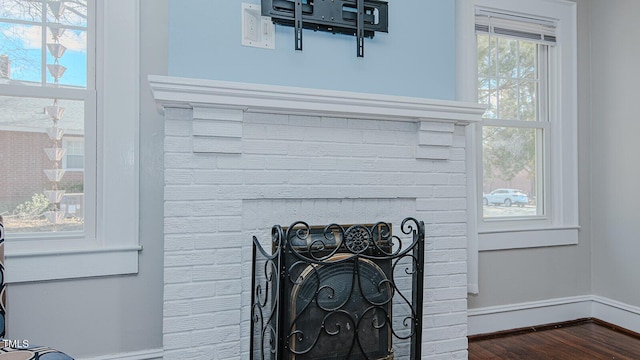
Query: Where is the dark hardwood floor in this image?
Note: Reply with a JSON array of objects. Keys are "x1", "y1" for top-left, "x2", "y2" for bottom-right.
[{"x1": 468, "y1": 319, "x2": 640, "y2": 359}]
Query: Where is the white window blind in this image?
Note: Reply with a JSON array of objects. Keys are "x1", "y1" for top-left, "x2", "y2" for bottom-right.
[{"x1": 475, "y1": 8, "x2": 557, "y2": 45}]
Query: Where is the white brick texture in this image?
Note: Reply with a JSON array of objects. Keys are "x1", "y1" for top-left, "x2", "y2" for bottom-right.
[{"x1": 161, "y1": 106, "x2": 470, "y2": 359}]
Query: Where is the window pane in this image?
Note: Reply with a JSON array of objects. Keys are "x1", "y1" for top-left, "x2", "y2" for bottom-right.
[
  {"x1": 46, "y1": 0, "x2": 87, "y2": 27},
  {"x1": 496, "y1": 37, "x2": 518, "y2": 78},
  {"x1": 0, "y1": 95, "x2": 84, "y2": 233},
  {"x1": 66, "y1": 154, "x2": 83, "y2": 169},
  {"x1": 63, "y1": 137, "x2": 84, "y2": 170},
  {"x1": 0, "y1": 22, "x2": 43, "y2": 83},
  {"x1": 477, "y1": 34, "x2": 494, "y2": 76},
  {"x1": 518, "y1": 41, "x2": 537, "y2": 79},
  {"x1": 519, "y1": 80, "x2": 537, "y2": 121},
  {"x1": 45, "y1": 28, "x2": 87, "y2": 87},
  {"x1": 1, "y1": 1, "x2": 88, "y2": 88},
  {"x1": 497, "y1": 78, "x2": 518, "y2": 120},
  {"x1": 482, "y1": 126, "x2": 541, "y2": 218},
  {"x1": 478, "y1": 77, "x2": 497, "y2": 119},
  {"x1": 478, "y1": 34, "x2": 542, "y2": 122},
  {"x1": 0, "y1": 0, "x2": 43, "y2": 22}
]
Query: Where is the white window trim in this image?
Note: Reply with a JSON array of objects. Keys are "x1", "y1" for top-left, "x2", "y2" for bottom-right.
[
  {"x1": 4, "y1": 0, "x2": 141, "y2": 283},
  {"x1": 458, "y1": 0, "x2": 578, "y2": 251}
]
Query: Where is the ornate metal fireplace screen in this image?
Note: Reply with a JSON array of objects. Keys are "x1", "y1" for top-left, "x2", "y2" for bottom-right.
[{"x1": 251, "y1": 218, "x2": 425, "y2": 359}]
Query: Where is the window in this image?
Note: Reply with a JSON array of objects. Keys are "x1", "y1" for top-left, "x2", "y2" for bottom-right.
[
  {"x1": 0, "y1": 0, "x2": 89, "y2": 234},
  {"x1": 63, "y1": 137, "x2": 84, "y2": 171},
  {"x1": 458, "y1": 0, "x2": 578, "y2": 250},
  {"x1": 477, "y1": 10, "x2": 551, "y2": 221},
  {"x1": 1, "y1": 0, "x2": 141, "y2": 282}
]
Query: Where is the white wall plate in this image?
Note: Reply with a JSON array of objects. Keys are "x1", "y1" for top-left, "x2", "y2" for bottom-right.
[{"x1": 241, "y1": 3, "x2": 275, "y2": 49}]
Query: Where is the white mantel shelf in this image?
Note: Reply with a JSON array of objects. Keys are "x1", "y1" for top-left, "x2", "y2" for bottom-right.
[{"x1": 148, "y1": 75, "x2": 485, "y2": 125}]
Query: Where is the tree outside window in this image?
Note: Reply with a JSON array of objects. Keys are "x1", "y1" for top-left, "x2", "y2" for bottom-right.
[{"x1": 478, "y1": 33, "x2": 547, "y2": 219}]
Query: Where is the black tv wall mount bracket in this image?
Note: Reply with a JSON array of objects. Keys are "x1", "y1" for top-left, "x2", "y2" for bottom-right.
[{"x1": 261, "y1": 0, "x2": 389, "y2": 57}]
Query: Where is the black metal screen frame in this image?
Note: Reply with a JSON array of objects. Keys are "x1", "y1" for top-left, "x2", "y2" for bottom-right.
[
  {"x1": 261, "y1": 0, "x2": 389, "y2": 57},
  {"x1": 251, "y1": 217, "x2": 425, "y2": 360}
]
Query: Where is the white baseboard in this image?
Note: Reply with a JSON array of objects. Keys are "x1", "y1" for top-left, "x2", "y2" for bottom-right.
[
  {"x1": 468, "y1": 295, "x2": 605, "y2": 336},
  {"x1": 77, "y1": 348, "x2": 163, "y2": 360},
  {"x1": 591, "y1": 295, "x2": 640, "y2": 334}
]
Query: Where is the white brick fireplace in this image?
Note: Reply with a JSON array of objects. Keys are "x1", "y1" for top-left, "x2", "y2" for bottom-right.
[{"x1": 150, "y1": 75, "x2": 484, "y2": 360}]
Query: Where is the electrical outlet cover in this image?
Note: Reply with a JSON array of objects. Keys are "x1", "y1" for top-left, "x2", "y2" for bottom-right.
[{"x1": 241, "y1": 3, "x2": 275, "y2": 49}]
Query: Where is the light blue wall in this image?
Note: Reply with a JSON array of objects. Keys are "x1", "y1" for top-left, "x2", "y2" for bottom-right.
[{"x1": 168, "y1": 0, "x2": 456, "y2": 100}]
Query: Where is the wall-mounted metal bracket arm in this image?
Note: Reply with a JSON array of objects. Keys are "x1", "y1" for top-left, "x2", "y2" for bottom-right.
[
  {"x1": 357, "y1": 0, "x2": 364, "y2": 57},
  {"x1": 294, "y1": 0, "x2": 303, "y2": 51}
]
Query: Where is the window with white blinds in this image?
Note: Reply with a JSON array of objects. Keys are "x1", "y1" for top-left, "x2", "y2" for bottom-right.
[
  {"x1": 460, "y1": 0, "x2": 579, "y2": 250},
  {"x1": 477, "y1": 8, "x2": 551, "y2": 222}
]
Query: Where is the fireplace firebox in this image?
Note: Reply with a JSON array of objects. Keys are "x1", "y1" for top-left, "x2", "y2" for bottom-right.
[{"x1": 251, "y1": 218, "x2": 425, "y2": 360}]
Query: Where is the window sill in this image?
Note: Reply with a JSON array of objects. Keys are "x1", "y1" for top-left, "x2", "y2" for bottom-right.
[
  {"x1": 5, "y1": 244, "x2": 142, "y2": 283},
  {"x1": 478, "y1": 226, "x2": 580, "y2": 251}
]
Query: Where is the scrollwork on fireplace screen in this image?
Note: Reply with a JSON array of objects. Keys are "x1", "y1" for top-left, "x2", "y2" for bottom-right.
[{"x1": 251, "y1": 218, "x2": 425, "y2": 360}]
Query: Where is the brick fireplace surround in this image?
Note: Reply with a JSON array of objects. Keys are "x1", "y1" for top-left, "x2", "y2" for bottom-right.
[{"x1": 150, "y1": 75, "x2": 484, "y2": 360}]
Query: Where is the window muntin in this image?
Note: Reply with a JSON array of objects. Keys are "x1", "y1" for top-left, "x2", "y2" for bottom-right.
[
  {"x1": 0, "y1": 0, "x2": 88, "y2": 235},
  {"x1": 478, "y1": 29, "x2": 548, "y2": 220}
]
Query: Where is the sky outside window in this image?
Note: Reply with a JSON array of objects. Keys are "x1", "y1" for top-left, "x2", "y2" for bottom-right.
[{"x1": 1, "y1": 0, "x2": 87, "y2": 87}]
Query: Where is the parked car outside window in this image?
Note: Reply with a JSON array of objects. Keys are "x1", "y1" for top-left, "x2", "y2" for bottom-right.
[{"x1": 483, "y1": 189, "x2": 529, "y2": 207}]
